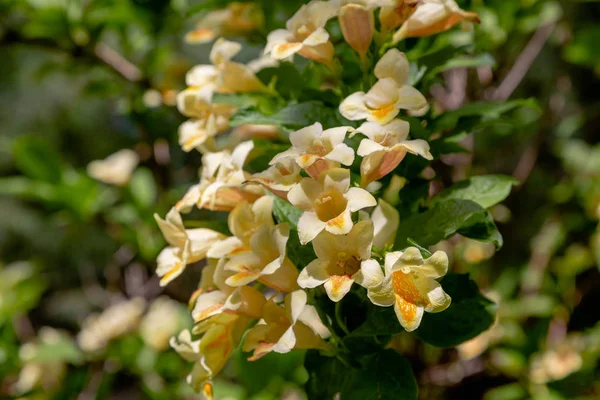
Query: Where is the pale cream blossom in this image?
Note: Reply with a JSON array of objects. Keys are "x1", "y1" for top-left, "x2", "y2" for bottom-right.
[
  {"x1": 223, "y1": 224, "x2": 299, "y2": 293},
  {"x1": 78, "y1": 298, "x2": 146, "y2": 352},
  {"x1": 171, "y1": 314, "x2": 251, "y2": 395},
  {"x1": 87, "y1": 149, "x2": 139, "y2": 186},
  {"x1": 154, "y1": 207, "x2": 226, "y2": 286},
  {"x1": 359, "y1": 247, "x2": 451, "y2": 331},
  {"x1": 298, "y1": 220, "x2": 374, "y2": 302},
  {"x1": 270, "y1": 123, "x2": 355, "y2": 178},
  {"x1": 264, "y1": 1, "x2": 338, "y2": 67},
  {"x1": 242, "y1": 290, "x2": 331, "y2": 360},
  {"x1": 379, "y1": 0, "x2": 420, "y2": 34},
  {"x1": 288, "y1": 168, "x2": 377, "y2": 244},
  {"x1": 339, "y1": 49, "x2": 428, "y2": 124},
  {"x1": 356, "y1": 119, "x2": 432, "y2": 186},
  {"x1": 139, "y1": 296, "x2": 186, "y2": 351},
  {"x1": 249, "y1": 158, "x2": 303, "y2": 200},
  {"x1": 530, "y1": 341, "x2": 584, "y2": 384},
  {"x1": 392, "y1": 0, "x2": 480, "y2": 43},
  {"x1": 185, "y1": 2, "x2": 265, "y2": 44},
  {"x1": 371, "y1": 198, "x2": 400, "y2": 248}
]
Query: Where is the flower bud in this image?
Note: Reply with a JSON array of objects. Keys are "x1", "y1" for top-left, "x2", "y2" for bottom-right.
[
  {"x1": 339, "y1": 4, "x2": 374, "y2": 60},
  {"x1": 379, "y1": 0, "x2": 420, "y2": 34}
]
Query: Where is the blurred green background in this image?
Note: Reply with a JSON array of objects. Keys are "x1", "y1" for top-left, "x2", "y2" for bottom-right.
[{"x1": 0, "y1": 0, "x2": 599, "y2": 399}]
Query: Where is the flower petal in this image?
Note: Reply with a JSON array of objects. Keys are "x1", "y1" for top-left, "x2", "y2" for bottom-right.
[
  {"x1": 374, "y1": 48, "x2": 409, "y2": 85},
  {"x1": 298, "y1": 305, "x2": 331, "y2": 339},
  {"x1": 320, "y1": 167, "x2": 351, "y2": 193},
  {"x1": 209, "y1": 38, "x2": 242, "y2": 65},
  {"x1": 302, "y1": 26, "x2": 330, "y2": 46},
  {"x1": 339, "y1": 92, "x2": 370, "y2": 121},
  {"x1": 298, "y1": 211, "x2": 327, "y2": 245},
  {"x1": 395, "y1": 85, "x2": 428, "y2": 112},
  {"x1": 324, "y1": 275, "x2": 354, "y2": 302},
  {"x1": 372, "y1": 199, "x2": 400, "y2": 248},
  {"x1": 289, "y1": 122, "x2": 323, "y2": 150},
  {"x1": 346, "y1": 187, "x2": 377, "y2": 212},
  {"x1": 298, "y1": 259, "x2": 330, "y2": 288},
  {"x1": 367, "y1": 275, "x2": 395, "y2": 306},
  {"x1": 288, "y1": 178, "x2": 322, "y2": 210},
  {"x1": 394, "y1": 295, "x2": 424, "y2": 332},
  {"x1": 398, "y1": 139, "x2": 433, "y2": 160},
  {"x1": 355, "y1": 259, "x2": 384, "y2": 289},
  {"x1": 325, "y1": 209, "x2": 353, "y2": 236},
  {"x1": 326, "y1": 143, "x2": 355, "y2": 166}
]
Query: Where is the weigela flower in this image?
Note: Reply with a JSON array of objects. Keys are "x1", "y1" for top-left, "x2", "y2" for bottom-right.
[
  {"x1": 224, "y1": 224, "x2": 300, "y2": 293},
  {"x1": 270, "y1": 123, "x2": 355, "y2": 179},
  {"x1": 370, "y1": 198, "x2": 400, "y2": 249},
  {"x1": 176, "y1": 142, "x2": 263, "y2": 212},
  {"x1": 171, "y1": 314, "x2": 251, "y2": 395},
  {"x1": 249, "y1": 158, "x2": 303, "y2": 200},
  {"x1": 392, "y1": 0, "x2": 480, "y2": 43},
  {"x1": 379, "y1": 0, "x2": 420, "y2": 34},
  {"x1": 339, "y1": 49, "x2": 428, "y2": 124},
  {"x1": 154, "y1": 208, "x2": 226, "y2": 286},
  {"x1": 288, "y1": 168, "x2": 377, "y2": 244},
  {"x1": 355, "y1": 119, "x2": 432, "y2": 186},
  {"x1": 359, "y1": 247, "x2": 451, "y2": 331},
  {"x1": 185, "y1": 2, "x2": 265, "y2": 44},
  {"x1": 298, "y1": 220, "x2": 374, "y2": 302},
  {"x1": 242, "y1": 290, "x2": 331, "y2": 360},
  {"x1": 139, "y1": 296, "x2": 185, "y2": 351},
  {"x1": 177, "y1": 107, "x2": 234, "y2": 152},
  {"x1": 193, "y1": 283, "x2": 266, "y2": 323},
  {"x1": 87, "y1": 149, "x2": 139, "y2": 186},
  {"x1": 264, "y1": 1, "x2": 338, "y2": 67}
]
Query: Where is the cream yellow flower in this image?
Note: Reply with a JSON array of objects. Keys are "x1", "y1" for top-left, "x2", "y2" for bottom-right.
[
  {"x1": 270, "y1": 123, "x2": 355, "y2": 178},
  {"x1": 265, "y1": 0, "x2": 338, "y2": 67},
  {"x1": 371, "y1": 198, "x2": 400, "y2": 248},
  {"x1": 379, "y1": 0, "x2": 420, "y2": 34},
  {"x1": 185, "y1": 2, "x2": 265, "y2": 44},
  {"x1": 171, "y1": 313, "x2": 251, "y2": 394},
  {"x1": 242, "y1": 290, "x2": 331, "y2": 360},
  {"x1": 223, "y1": 224, "x2": 300, "y2": 293},
  {"x1": 356, "y1": 119, "x2": 432, "y2": 186},
  {"x1": 249, "y1": 158, "x2": 303, "y2": 200},
  {"x1": 298, "y1": 220, "x2": 374, "y2": 302},
  {"x1": 154, "y1": 207, "x2": 226, "y2": 286},
  {"x1": 339, "y1": 49, "x2": 428, "y2": 124},
  {"x1": 177, "y1": 106, "x2": 234, "y2": 152},
  {"x1": 288, "y1": 168, "x2": 377, "y2": 244},
  {"x1": 392, "y1": 0, "x2": 480, "y2": 43},
  {"x1": 87, "y1": 149, "x2": 139, "y2": 186},
  {"x1": 193, "y1": 284, "x2": 266, "y2": 323},
  {"x1": 139, "y1": 296, "x2": 185, "y2": 351},
  {"x1": 359, "y1": 247, "x2": 451, "y2": 331}
]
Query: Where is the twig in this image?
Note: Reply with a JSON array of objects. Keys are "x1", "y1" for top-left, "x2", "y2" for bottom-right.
[
  {"x1": 491, "y1": 22, "x2": 556, "y2": 101},
  {"x1": 94, "y1": 42, "x2": 142, "y2": 82},
  {"x1": 512, "y1": 141, "x2": 540, "y2": 186}
]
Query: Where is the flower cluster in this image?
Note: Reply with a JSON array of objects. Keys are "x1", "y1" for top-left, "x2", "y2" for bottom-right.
[{"x1": 157, "y1": 0, "x2": 479, "y2": 394}]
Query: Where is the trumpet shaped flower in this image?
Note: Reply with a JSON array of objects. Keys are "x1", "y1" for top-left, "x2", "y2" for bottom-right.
[
  {"x1": 177, "y1": 106, "x2": 234, "y2": 152},
  {"x1": 298, "y1": 220, "x2": 374, "y2": 301},
  {"x1": 270, "y1": 123, "x2": 354, "y2": 178},
  {"x1": 339, "y1": 49, "x2": 428, "y2": 124},
  {"x1": 392, "y1": 0, "x2": 480, "y2": 43},
  {"x1": 359, "y1": 247, "x2": 451, "y2": 331},
  {"x1": 379, "y1": 0, "x2": 420, "y2": 34},
  {"x1": 192, "y1": 284, "x2": 266, "y2": 323},
  {"x1": 87, "y1": 149, "x2": 139, "y2": 186},
  {"x1": 265, "y1": 1, "x2": 338, "y2": 67},
  {"x1": 154, "y1": 208, "x2": 226, "y2": 286},
  {"x1": 356, "y1": 119, "x2": 432, "y2": 186},
  {"x1": 224, "y1": 224, "x2": 299, "y2": 293},
  {"x1": 171, "y1": 313, "x2": 251, "y2": 395},
  {"x1": 242, "y1": 290, "x2": 331, "y2": 360},
  {"x1": 371, "y1": 199, "x2": 400, "y2": 249},
  {"x1": 288, "y1": 168, "x2": 377, "y2": 244},
  {"x1": 249, "y1": 158, "x2": 303, "y2": 200}
]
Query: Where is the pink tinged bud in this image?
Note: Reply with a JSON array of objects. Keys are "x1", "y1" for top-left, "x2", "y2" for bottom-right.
[{"x1": 339, "y1": 4, "x2": 374, "y2": 60}]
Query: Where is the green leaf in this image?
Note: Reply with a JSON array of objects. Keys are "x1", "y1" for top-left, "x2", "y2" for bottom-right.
[
  {"x1": 305, "y1": 352, "x2": 354, "y2": 399},
  {"x1": 271, "y1": 195, "x2": 301, "y2": 229},
  {"x1": 256, "y1": 62, "x2": 304, "y2": 99},
  {"x1": 395, "y1": 199, "x2": 503, "y2": 249},
  {"x1": 432, "y1": 175, "x2": 518, "y2": 209},
  {"x1": 429, "y1": 98, "x2": 541, "y2": 137},
  {"x1": 415, "y1": 273, "x2": 496, "y2": 347},
  {"x1": 129, "y1": 168, "x2": 157, "y2": 209},
  {"x1": 341, "y1": 350, "x2": 418, "y2": 400},
  {"x1": 348, "y1": 304, "x2": 402, "y2": 337},
  {"x1": 12, "y1": 136, "x2": 63, "y2": 184},
  {"x1": 230, "y1": 101, "x2": 350, "y2": 132},
  {"x1": 429, "y1": 53, "x2": 496, "y2": 76},
  {"x1": 0, "y1": 177, "x2": 58, "y2": 203},
  {"x1": 28, "y1": 335, "x2": 84, "y2": 364},
  {"x1": 212, "y1": 93, "x2": 278, "y2": 111}
]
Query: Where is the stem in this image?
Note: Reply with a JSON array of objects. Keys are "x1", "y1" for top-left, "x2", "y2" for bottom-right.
[{"x1": 335, "y1": 301, "x2": 350, "y2": 336}]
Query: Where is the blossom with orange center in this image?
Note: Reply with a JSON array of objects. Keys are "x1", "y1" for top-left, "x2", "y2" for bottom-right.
[
  {"x1": 264, "y1": 1, "x2": 338, "y2": 67},
  {"x1": 154, "y1": 208, "x2": 226, "y2": 286},
  {"x1": 355, "y1": 119, "x2": 432, "y2": 186},
  {"x1": 223, "y1": 224, "x2": 299, "y2": 293},
  {"x1": 287, "y1": 168, "x2": 377, "y2": 245},
  {"x1": 298, "y1": 220, "x2": 374, "y2": 302},
  {"x1": 242, "y1": 290, "x2": 331, "y2": 360},
  {"x1": 392, "y1": 0, "x2": 480, "y2": 43},
  {"x1": 270, "y1": 122, "x2": 355, "y2": 178},
  {"x1": 359, "y1": 247, "x2": 451, "y2": 331},
  {"x1": 339, "y1": 49, "x2": 428, "y2": 124},
  {"x1": 249, "y1": 158, "x2": 303, "y2": 200}
]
